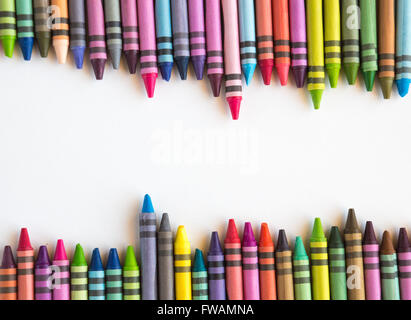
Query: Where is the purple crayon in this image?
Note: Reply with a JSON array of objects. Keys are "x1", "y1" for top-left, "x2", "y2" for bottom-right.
[
  {"x1": 188, "y1": 0, "x2": 206, "y2": 80},
  {"x1": 35, "y1": 246, "x2": 52, "y2": 300},
  {"x1": 398, "y1": 228, "x2": 411, "y2": 300},
  {"x1": 242, "y1": 222, "x2": 260, "y2": 300},
  {"x1": 207, "y1": 232, "x2": 226, "y2": 300},
  {"x1": 121, "y1": 0, "x2": 140, "y2": 74}
]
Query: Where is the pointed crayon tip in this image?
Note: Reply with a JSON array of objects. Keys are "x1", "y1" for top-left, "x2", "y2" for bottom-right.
[
  {"x1": 1, "y1": 245, "x2": 16, "y2": 268},
  {"x1": 90, "y1": 248, "x2": 104, "y2": 270},
  {"x1": 381, "y1": 231, "x2": 395, "y2": 254},
  {"x1": 327, "y1": 66, "x2": 340, "y2": 88},
  {"x1": 345, "y1": 208, "x2": 360, "y2": 233},
  {"x1": 193, "y1": 249, "x2": 206, "y2": 271},
  {"x1": 71, "y1": 46, "x2": 85, "y2": 69},
  {"x1": 142, "y1": 194, "x2": 154, "y2": 213},
  {"x1": 1, "y1": 38, "x2": 15, "y2": 58},
  {"x1": 310, "y1": 89, "x2": 323, "y2": 110},
  {"x1": 192, "y1": 56, "x2": 205, "y2": 80},
  {"x1": 72, "y1": 243, "x2": 87, "y2": 266},
  {"x1": 398, "y1": 228, "x2": 410, "y2": 252},
  {"x1": 208, "y1": 74, "x2": 223, "y2": 97},
  {"x1": 176, "y1": 57, "x2": 189, "y2": 80},
  {"x1": 225, "y1": 219, "x2": 241, "y2": 243},
  {"x1": 54, "y1": 239, "x2": 67, "y2": 260},
  {"x1": 142, "y1": 73, "x2": 157, "y2": 98},
  {"x1": 159, "y1": 62, "x2": 173, "y2": 81},
  {"x1": 37, "y1": 38, "x2": 51, "y2": 58},
  {"x1": 363, "y1": 71, "x2": 376, "y2": 92},
  {"x1": 292, "y1": 66, "x2": 307, "y2": 88},
  {"x1": 363, "y1": 221, "x2": 378, "y2": 244},
  {"x1": 109, "y1": 48, "x2": 122, "y2": 70},
  {"x1": 276, "y1": 229, "x2": 290, "y2": 252},
  {"x1": 91, "y1": 59, "x2": 106, "y2": 80},
  {"x1": 311, "y1": 217, "x2": 325, "y2": 240},
  {"x1": 294, "y1": 236, "x2": 308, "y2": 259},
  {"x1": 175, "y1": 225, "x2": 189, "y2": 243},
  {"x1": 276, "y1": 64, "x2": 289, "y2": 86},
  {"x1": 124, "y1": 245, "x2": 138, "y2": 269},
  {"x1": 242, "y1": 222, "x2": 256, "y2": 246},
  {"x1": 259, "y1": 60, "x2": 274, "y2": 85},
  {"x1": 242, "y1": 63, "x2": 256, "y2": 86},
  {"x1": 259, "y1": 223, "x2": 273, "y2": 246},
  {"x1": 344, "y1": 63, "x2": 359, "y2": 85},
  {"x1": 227, "y1": 96, "x2": 242, "y2": 120},
  {"x1": 54, "y1": 42, "x2": 69, "y2": 64},
  {"x1": 396, "y1": 79, "x2": 410, "y2": 97},
  {"x1": 18, "y1": 37, "x2": 34, "y2": 61},
  {"x1": 159, "y1": 213, "x2": 171, "y2": 231},
  {"x1": 36, "y1": 245, "x2": 51, "y2": 266},
  {"x1": 379, "y1": 78, "x2": 393, "y2": 99},
  {"x1": 209, "y1": 231, "x2": 223, "y2": 254},
  {"x1": 329, "y1": 226, "x2": 344, "y2": 247},
  {"x1": 124, "y1": 50, "x2": 138, "y2": 74},
  {"x1": 106, "y1": 248, "x2": 121, "y2": 269},
  {"x1": 18, "y1": 228, "x2": 33, "y2": 251}
]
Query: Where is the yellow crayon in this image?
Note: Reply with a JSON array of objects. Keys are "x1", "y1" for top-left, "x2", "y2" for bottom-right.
[
  {"x1": 324, "y1": 0, "x2": 341, "y2": 88},
  {"x1": 174, "y1": 225, "x2": 192, "y2": 300}
]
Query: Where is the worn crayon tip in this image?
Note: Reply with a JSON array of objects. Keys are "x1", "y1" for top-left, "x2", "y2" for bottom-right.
[
  {"x1": 193, "y1": 249, "x2": 206, "y2": 271},
  {"x1": 329, "y1": 226, "x2": 343, "y2": 246},
  {"x1": 142, "y1": 194, "x2": 154, "y2": 213},
  {"x1": 1, "y1": 245, "x2": 16, "y2": 268},
  {"x1": 71, "y1": 46, "x2": 85, "y2": 69},
  {"x1": 225, "y1": 219, "x2": 241, "y2": 243},
  {"x1": 175, "y1": 225, "x2": 189, "y2": 243},
  {"x1": 90, "y1": 248, "x2": 104, "y2": 270},
  {"x1": 159, "y1": 213, "x2": 171, "y2": 231},
  {"x1": 379, "y1": 78, "x2": 393, "y2": 99},
  {"x1": 380, "y1": 231, "x2": 395, "y2": 254},
  {"x1": 396, "y1": 79, "x2": 410, "y2": 98},
  {"x1": 327, "y1": 65, "x2": 340, "y2": 88},
  {"x1": 292, "y1": 66, "x2": 307, "y2": 88},
  {"x1": 54, "y1": 40, "x2": 69, "y2": 64},
  {"x1": 345, "y1": 208, "x2": 360, "y2": 233},
  {"x1": 106, "y1": 248, "x2": 121, "y2": 269},
  {"x1": 159, "y1": 62, "x2": 173, "y2": 81},
  {"x1": 109, "y1": 48, "x2": 122, "y2": 70},
  {"x1": 310, "y1": 89, "x2": 323, "y2": 110},
  {"x1": 276, "y1": 229, "x2": 290, "y2": 251},
  {"x1": 276, "y1": 63, "x2": 289, "y2": 86},
  {"x1": 142, "y1": 73, "x2": 157, "y2": 98},
  {"x1": 242, "y1": 63, "x2": 256, "y2": 86},
  {"x1": 18, "y1": 37, "x2": 34, "y2": 61},
  {"x1": 192, "y1": 56, "x2": 205, "y2": 80},
  {"x1": 259, "y1": 223, "x2": 273, "y2": 246},
  {"x1": 398, "y1": 228, "x2": 410, "y2": 252},
  {"x1": 227, "y1": 96, "x2": 242, "y2": 120},
  {"x1": 209, "y1": 231, "x2": 223, "y2": 254},
  {"x1": 124, "y1": 245, "x2": 138, "y2": 269},
  {"x1": 124, "y1": 50, "x2": 138, "y2": 74},
  {"x1": 54, "y1": 239, "x2": 67, "y2": 260},
  {"x1": 294, "y1": 236, "x2": 308, "y2": 259},
  {"x1": 72, "y1": 243, "x2": 87, "y2": 266},
  {"x1": 311, "y1": 217, "x2": 326, "y2": 240},
  {"x1": 363, "y1": 71, "x2": 376, "y2": 92},
  {"x1": 259, "y1": 60, "x2": 274, "y2": 85},
  {"x1": 18, "y1": 228, "x2": 33, "y2": 251},
  {"x1": 91, "y1": 59, "x2": 106, "y2": 80},
  {"x1": 175, "y1": 57, "x2": 189, "y2": 80},
  {"x1": 208, "y1": 74, "x2": 223, "y2": 97},
  {"x1": 36, "y1": 245, "x2": 51, "y2": 266},
  {"x1": 343, "y1": 63, "x2": 359, "y2": 85},
  {"x1": 363, "y1": 221, "x2": 378, "y2": 244},
  {"x1": 1, "y1": 37, "x2": 15, "y2": 58}
]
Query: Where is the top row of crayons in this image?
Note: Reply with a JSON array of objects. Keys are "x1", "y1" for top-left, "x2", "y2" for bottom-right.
[{"x1": 0, "y1": 0, "x2": 410, "y2": 119}]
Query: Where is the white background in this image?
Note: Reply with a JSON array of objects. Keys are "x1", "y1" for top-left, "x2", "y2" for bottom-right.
[{"x1": 0, "y1": 47, "x2": 410, "y2": 262}]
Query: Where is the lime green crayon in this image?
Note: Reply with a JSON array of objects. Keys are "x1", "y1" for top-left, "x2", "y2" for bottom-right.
[
  {"x1": 123, "y1": 246, "x2": 140, "y2": 300},
  {"x1": 0, "y1": 0, "x2": 16, "y2": 57},
  {"x1": 71, "y1": 244, "x2": 88, "y2": 300},
  {"x1": 324, "y1": 0, "x2": 341, "y2": 88},
  {"x1": 328, "y1": 226, "x2": 347, "y2": 300},
  {"x1": 293, "y1": 236, "x2": 312, "y2": 300}
]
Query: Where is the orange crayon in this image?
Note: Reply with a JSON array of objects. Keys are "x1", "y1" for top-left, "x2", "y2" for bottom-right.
[
  {"x1": 0, "y1": 246, "x2": 17, "y2": 300},
  {"x1": 51, "y1": 0, "x2": 70, "y2": 64},
  {"x1": 17, "y1": 228, "x2": 34, "y2": 300},
  {"x1": 258, "y1": 223, "x2": 277, "y2": 300},
  {"x1": 256, "y1": 0, "x2": 274, "y2": 85}
]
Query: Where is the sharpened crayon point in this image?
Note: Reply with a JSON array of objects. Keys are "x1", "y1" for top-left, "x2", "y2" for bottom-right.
[
  {"x1": 344, "y1": 63, "x2": 359, "y2": 85},
  {"x1": 311, "y1": 217, "x2": 326, "y2": 240},
  {"x1": 363, "y1": 221, "x2": 378, "y2": 244},
  {"x1": 380, "y1": 78, "x2": 393, "y2": 99},
  {"x1": 159, "y1": 213, "x2": 171, "y2": 231},
  {"x1": 72, "y1": 244, "x2": 87, "y2": 266},
  {"x1": 209, "y1": 232, "x2": 223, "y2": 253},
  {"x1": 329, "y1": 226, "x2": 343, "y2": 246},
  {"x1": 310, "y1": 89, "x2": 323, "y2": 110},
  {"x1": 259, "y1": 60, "x2": 274, "y2": 85},
  {"x1": 124, "y1": 246, "x2": 138, "y2": 269},
  {"x1": 142, "y1": 194, "x2": 154, "y2": 213},
  {"x1": 363, "y1": 71, "x2": 376, "y2": 92},
  {"x1": 1, "y1": 38, "x2": 15, "y2": 58},
  {"x1": 159, "y1": 62, "x2": 173, "y2": 81},
  {"x1": 71, "y1": 46, "x2": 85, "y2": 69},
  {"x1": 18, "y1": 228, "x2": 33, "y2": 250},
  {"x1": 327, "y1": 66, "x2": 340, "y2": 88},
  {"x1": 18, "y1": 37, "x2": 34, "y2": 61},
  {"x1": 225, "y1": 219, "x2": 241, "y2": 243},
  {"x1": 294, "y1": 236, "x2": 307, "y2": 259},
  {"x1": 227, "y1": 96, "x2": 242, "y2": 120},
  {"x1": 398, "y1": 228, "x2": 410, "y2": 251},
  {"x1": 276, "y1": 229, "x2": 290, "y2": 251},
  {"x1": 192, "y1": 56, "x2": 205, "y2": 80},
  {"x1": 175, "y1": 225, "x2": 189, "y2": 243},
  {"x1": 259, "y1": 223, "x2": 273, "y2": 245},
  {"x1": 91, "y1": 59, "x2": 106, "y2": 80},
  {"x1": 242, "y1": 63, "x2": 256, "y2": 86},
  {"x1": 1, "y1": 246, "x2": 16, "y2": 268},
  {"x1": 292, "y1": 66, "x2": 307, "y2": 88},
  {"x1": 38, "y1": 39, "x2": 51, "y2": 58},
  {"x1": 345, "y1": 208, "x2": 360, "y2": 233},
  {"x1": 36, "y1": 246, "x2": 50, "y2": 265},
  {"x1": 124, "y1": 51, "x2": 138, "y2": 74},
  {"x1": 176, "y1": 57, "x2": 189, "y2": 80},
  {"x1": 380, "y1": 231, "x2": 395, "y2": 254},
  {"x1": 142, "y1": 73, "x2": 157, "y2": 98},
  {"x1": 109, "y1": 48, "x2": 122, "y2": 70},
  {"x1": 276, "y1": 64, "x2": 289, "y2": 86},
  {"x1": 208, "y1": 74, "x2": 223, "y2": 97},
  {"x1": 90, "y1": 248, "x2": 104, "y2": 270},
  {"x1": 193, "y1": 249, "x2": 206, "y2": 271},
  {"x1": 106, "y1": 248, "x2": 121, "y2": 269},
  {"x1": 397, "y1": 79, "x2": 410, "y2": 97},
  {"x1": 54, "y1": 40, "x2": 69, "y2": 64},
  {"x1": 54, "y1": 239, "x2": 67, "y2": 260}
]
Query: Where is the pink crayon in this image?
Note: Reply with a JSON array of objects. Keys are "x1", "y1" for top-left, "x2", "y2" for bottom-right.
[
  {"x1": 242, "y1": 222, "x2": 260, "y2": 300},
  {"x1": 52, "y1": 239, "x2": 70, "y2": 300},
  {"x1": 222, "y1": 0, "x2": 243, "y2": 120},
  {"x1": 363, "y1": 221, "x2": 381, "y2": 300},
  {"x1": 121, "y1": 0, "x2": 140, "y2": 74},
  {"x1": 205, "y1": 0, "x2": 224, "y2": 97},
  {"x1": 137, "y1": 0, "x2": 158, "y2": 98},
  {"x1": 398, "y1": 228, "x2": 411, "y2": 300},
  {"x1": 188, "y1": 0, "x2": 206, "y2": 80}
]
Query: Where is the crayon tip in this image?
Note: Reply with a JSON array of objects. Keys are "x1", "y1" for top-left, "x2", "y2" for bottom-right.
[
  {"x1": 71, "y1": 46, "x2": 85, "y2": 69},
  {"x1": 54, "y1": 239, "x2": 67, "y2": 260},
  {"x1": 54, "y1": 41, "x2": 69, "y2": 64},
  {"x1": 159, "y1": 213, "x2": 171, "y2": 231},
  {"x1": 1, "y1": 245, "x2": 16, "y2": 268},
  {"x1": 225, "y1": 219, "x2": 241, "y2": 243},
  {"x1": 175, "y1": 225, "x2": 189, "y2": 243},
  {"x1": 363, "y1": 71, "x2": 376, "y2": 92},
  {"x1": 72, "y1": 243, "x2": 87, "y2": 266},
  {"x1": 242, "y1": 63, "x2": 256, "y2": 86},
  {"x1": 343, "y1": 63, "x2": 359, "y2": 85},
  {"x1": 124, "y1": 245, "x2": 138, "y2": 269},
  {"x1": 379, "y1": 78, "x2": 393, "y2": 99},
  {"x1": 192, "y1": 56, "x2": 205, "y2": 80},
  {"x1": 142, "y1": 73, "x2": 157, "y2": 98},
  {"x1": 175, "y1": 57, "x2": 189, "y2": 80},
  {"x1": 363, "y1": 221, "x2": 378, "y2": 244},
  {"x1": 276, "y1": 64, "x2": 289, "y2": 86},
  {"x1": 227, "y1": 96, "x2": 242, "y2": 120},
  {"x1": 208, "y1": 74, "x2": 223, "y2": 97},
  {"x1": 193, "y1": 249, "x2": 206, "y2": 271},
  {"x1": 397, "y1": 79, "x2": 410, "y2": 97},
  {"x1": 37, "y1": 38, "x2": 51, "y2": 58},
  {"x1": 259, "y1": 223, "x2": 273, "y2": 246},
  {"x1": 328, "y1": 226, "x2": 343, "y2": 247},
  {"x1": 142, "y1": 194, "x2": 154, "y2": 213},
  {"x1": 18, "y1": 228, "x2": 33, "y2": 251},
  {"x1": 345, "y1": 208, "x2": 360, "y2": 233},
  {"x1": 310, "y1": 89, "x2": 323, "y2": 110},
  {"x1": 243, "y1": 222, "x2": 257, "y2": 246},
  {"x1": 209, "y1": 231, "x2": 223, "y2": 253},
  {"x1": 259, "y1": 60, "x2": 274, "y2": 85},
  {"x1": 159, "y1": 62, "x2": 173, "y2": 81},
  {"x1": 109, "y1": 48, "x2": 122, "y2": 70},
  {"x1": 18, "y1": 37, "x2": 34, "y2": 61},
  {"x1": 90, "y1": 248, "x2": 104, "y2": 270},
  {"x1": 36, "y1": 245, "x2": 51, "y2": 266},
  {"x1": 276, "y1": 229, "x2": 290, "y2": 251},
  {"x1": 1, "y1": 37, "x2": 15, "y2": 58},
  {"x1": 398, "y1": 228, "x2": 410, "y2": 252},
  {"x1": 124, "y1": 50, "x2": 138, "y2": 74},
  {"x1": 292, "y1": 66, "x2": 307, "y2": 88},
  {"x1": 293, "y1": 236, "x2": 307, "y2": 259},
  {"x1": 327, "y1": 65, "x2": 340, "y2": 88},
  {"x1": 91, "y1": 59, "x2": 106, "y2": 80},
  {"x1": 380, "y1": 231, "x2": 395, "y2": 254},
  {"x1": 106, "y1": 248, "x2": 121, "y2": 269},
  {"x1": 311, "y1": 217, "x2": 325, "y2": 240}
]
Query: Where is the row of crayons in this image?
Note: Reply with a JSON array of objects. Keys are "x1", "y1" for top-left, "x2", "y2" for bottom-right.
[
  {"x1": 1, "y1": 196, "x2": 411, "y2": 300},
  {"x1": 0, "y1": 1, "x2": 409, "y2": 120}
]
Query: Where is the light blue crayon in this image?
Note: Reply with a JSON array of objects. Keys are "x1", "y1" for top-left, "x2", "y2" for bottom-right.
[
  {"x1": 89, "y1": 248, "x2": 105, "y2": 300},
  {"x1": 155, "y1": 0, "x2": 174, "y2": 81},
  {"x1": 238, "y1": 0, "x2": 257, "y2": 85},
  {"x1": 396, "y1": 0, "x2": 411, "y2": 97}
]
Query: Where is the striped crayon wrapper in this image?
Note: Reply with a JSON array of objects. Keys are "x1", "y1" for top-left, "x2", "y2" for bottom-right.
[
  {"x1": 68, "y1": 0, "x2": 86, "y2": 68},
  {"x1": 395, "y1": 0, "x2": 411, "y2": 97},
  {"x1": 104, "y1": 0, "x2": 122, "y2": 69},
  {"x1": 328, "y1": 226, "x2": 347, "y2": 300},
  {"x1": 123, "y1": 246, "x2": 140, "y2": 300},
  {"x1": 242, "y1": 227, "x2": 260, "y2": 300},
  {"x1": 70, "y1": 244, "x2": 88, "y2": 300},
  {"x1": 0, "y1": 0, "x2": 16, "y2": 58},
  {"x1": 171, "y1": 0, "x2": 190, "y2": 80},
  {"x1": 17, "y1": 228, "x2": 34, "y2": 300},
  {"x1": 121, "y1": 0, "x2": 140, "y2": 74},
  {"x1": 157, "y1": 213, "x2": 174, "y2": 300},
  {"x1": 51, "y1": 0, "x2": 69, "y2": 64},
  {"x1": 0, "y1": 246, "x2": 17, "y2": 300},
  {"x1": 380, "y1": 231, "x2": 400, "y2": 300},
  {"x1": 35, "y1": 246, "x2": 52, "y2": 300},
  {"x1": 52, "y1": 243, "x2": 70, "y2": 300},
  {"x1": 258, "y1": 223, "x2": 276, "y2": 300},
  {"x1": 155, "y1": 0, "x2": 173, "y2": 81},
  {"x1": 106, "y1": 270, "x2": 122, "y2": 300},
  {"x1": 88, "y1": 248, "x2": 105, "y2": 300},
  {"x1": 174, "y1": 226, "x2": 192, "y2": 300},
  {"x1": 363, "y1": 221, "x2": 381, "y2": 300},
  {"x1": 224, "y1": 219, "x2": 243, "y2": 300},
  {"x1": 188, "y1": 0, "x2": 206, "y2": 80},
  {"x1": 398, "y1": 228, "x2": 411, "y2": 300},
  {"x1": 275, "y1": 230, "x2": 294, "y2": 300},
  {"x1": 293, "y1": 237, "x2": 311, "y2": 300},
  {"x1": 208, "y1": 232, "x2": 226, "y2": 300},
  {"x1": 33, "y1": 0, "x2": 51, "y2": 58},
  {"x1": 192, "y1": 249, "x2": 208, "y2": 300}
]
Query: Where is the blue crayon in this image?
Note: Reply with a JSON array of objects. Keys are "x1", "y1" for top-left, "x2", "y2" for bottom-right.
[
  {"x1": 16, "y1": 0, "x2": 34, "y2": 61},
  {"x1": 396, "y1": 0, "x2": 411, "y2": 97},
  {"x1": 89, "y1": 248, "x2": 105, "y2": 300},
  {"x1": 105, "y1": 248, "x2": 122, "y2": 300},
  {"x1": 238, "y1": 0, "x2": 257, "y2": 85},
  {"x1": 68, "y1": 0, "x2": 86, "y2": 69},
  {"x1": 155, "y1": 0, "x2": 174, "y2": 81}
]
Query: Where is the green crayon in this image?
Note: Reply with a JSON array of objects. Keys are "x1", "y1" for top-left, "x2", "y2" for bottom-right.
[
  {"x1": 71, "y1": 244, "x2": 88, "y2": 300},
  {"x1": 192, "y1": 249, "x2": 208, "y2": 300},
  {"x1": 123, "y1": 246, "x2": 140, "y2": 300},
  {"x1": 0, "y1": 0, "x2": 16, "y2": 57},
  {"x1": 293, "y1": 236, "x2": 312, "y2": 300},
  {"x1": 328, "y1": 226, "x2": 347, "y2": 300},
  {"x1": 380, "y1": 231, "x2": 400, "y2": 300}
]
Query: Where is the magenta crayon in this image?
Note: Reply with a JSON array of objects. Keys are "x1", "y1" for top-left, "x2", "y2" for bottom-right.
[
  {"x1": 242, "y1": 222, "x2": 260, "y2": 300},
  {"x1": 205, "y1": 0, "x2": 224, "y2": 96},
  {"x1": 137, "y1": 0, "x2": 158, "y2": 98},
  {"x1": 363, "y1": 221, "x2": 381, "y2": 300},
  {"x1": 188, "y1": 0, "x2": 206, "y2": 80},
  {"x1": 398, "y1": 228, "x2": 411, "y2": 300},
  {"x1": 52, "y1": 239, "x2": 70, "y2": 300},
  {"x1": 121, "y1": 0, "x2": 139, "y2": 74},
  {"x1": 0, "y1": 246, "x2": 17, "y2": 300},
  {"x1": 17, "y1": 228, "x2": 34, "y2": 300},
  {"x1": 224, "y1": 219, "x2": 243, "y2": 300},
  {"x1": 35, "y1": 245, "x2": 52, "y2": 300}
]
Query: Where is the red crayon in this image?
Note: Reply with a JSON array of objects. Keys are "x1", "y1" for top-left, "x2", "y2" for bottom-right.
[
  {"x1": 224, "y1": 219, "x2": 243, "y2": 300},
  {"x1": 17, "y1": 228, "x2": 34, "y2": 300}
]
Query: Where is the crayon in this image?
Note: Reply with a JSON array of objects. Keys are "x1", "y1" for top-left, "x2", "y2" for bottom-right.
[
  {"x1": 120, "y1": 0, "x2": 139, "y2": 74},
  {"x1": 188, "y1": 0, "x2": 206, "y2": 80},
  {"x1": 272, "y1": 0, "x2": 291, "y2": 86},
  {"x1": 275, "y1": 229, "x2": 294, "y2": 300},
  {"x1": 380, "y1": 231, "x2": 400, "y2": 300},
  {"x1": 306, "y1": 0, "x2": 325, "y2": 109},
  {"x1": 155, "y1": 0, "x2": 174, "y2": 81},
  {"x1": 205, "y1": 0, "x2": 223, "y2": 96},
  {"x1": 105, "y1": 248, "x2": 122, "y2": 300},
  {"x1": 104, "y1": 0, "x2": 122, "y2": 69},
  {"x1": 360, "y1": 0, "x2": 378, "y2": 91},
  {"x1": 17, "y1": 228, "x2": 34, "y2": 300},
  {"x1": 140, "y1": 194, "x2": 157, "y2": 300},
  {"x1": 89, "y1": 248, "x2": 105, "y2": 300},
  {"x1": 224, "y1": 219, "x2": 243, "y2": 300},
  {"x1": 242, "y1": 223, "x2": 260, "y2": 300},
  {"x1": 289, "y1": 0, "x2": 307, "y2": 88},
  {"x1": 395, "y1": 0, "x2": 411, "y2": 97},
  {"x1": 310, "y1": 218, "x2": 330, "y2": 300},
  {"x1": 328, "y1": 226, "x2": 347, "y2": 300},
  {"x1": 71, "y1": 243, "x2": 88, "y2": 300},
  {"x1": 16, "y1": 0, "x2": 34, "y2": 60},
  {"x1": 158, "y1": 213, "x2": 174, "y2": 300},
  {"x1": 68, "y1": 0, "x2": 86, "y2": 69},
  {"x1": 363, "y1": 221, "x2": 381, "y2": 300},
  {"x1": 258, "y1": 223, "x2": 276, "y2": 300},
  {"x1": 238, "y1": 0, "x2": 257, "y2": 85},
  {"x1": 123, "y1": 245, "x2": 140, "y2": 300},
  {"x1": 87, "y1": 0, "x2": 107, "y2": 80},
  {"x1": 293, "y1": 236, "x2": 311, "y2": 300},
  {"x1": 51, "y1": 0, "x2": 69, "y2": 64},
  {"x1": 171, "y1": 0, "x2": 190, "y2": 80},
  {"x1": 344, "y1": 208, "x2": 365, "y2": 300},
  {"x1": 174, "y1": 225, "x2": 192, "y2": 300},
  {"x1": 255, "y1": 0, "x2": 274, "y2": 85},
  {"x1": 341, "y1": 0, "x2": 360, "y2": 84},
  {"x1": 34, "y1": 245, "x2": 52, "y2": 300},
  {"x1": 0, "y1": 0, "x2": 16, "y2": 58},
  {"x1": 192, "y1": 249, "x2": 208, "y2": 300},
  {"x1": 397, "y1": 228, "x2": 411, "y2": 300},
  {"x1": 137, "y1": 0, "x2": 158, "y2": 98},
  {"x1": 0, "y1": 246, "x2": 17, "y2": 300},
  {"x1": 33, "y1": 0, "x2": 51, "y2": 58},
  {"x1": 208, "y1": 231, "x2": 226, "y2": 300},
  {"x1": 222, "y1": 0, "x2": 242, "y2": 120},
  {"x1": 52, "y1": 239, "x2": 70, "y2": 300},
  {"x1": 323, "y1": 0, "x2": 341, "y2": 88}
]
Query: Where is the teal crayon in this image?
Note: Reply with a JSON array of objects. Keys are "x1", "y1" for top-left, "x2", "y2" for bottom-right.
[
  {"x1": 380, "y1": 231, "x2": 400, "y2": 300},
  {"x1": 192, "y1": 249, "x2": 208, "y2": 300},
  {"x1": 293, "y1": 236, "x2": 312, "y2": 300}
]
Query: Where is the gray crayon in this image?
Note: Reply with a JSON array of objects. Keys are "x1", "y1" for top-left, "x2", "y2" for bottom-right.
[
  {"x1": 158, "y1": 213, "x2": 175, "y2": 300},
  {"x1": 104, "y1": 0, "x2": 122, "y2": 69}
]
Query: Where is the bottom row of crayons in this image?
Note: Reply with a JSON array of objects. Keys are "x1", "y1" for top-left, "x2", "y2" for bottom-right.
[{"x1": 0, "y1": 207, "x2": 410, "y2": 300}]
